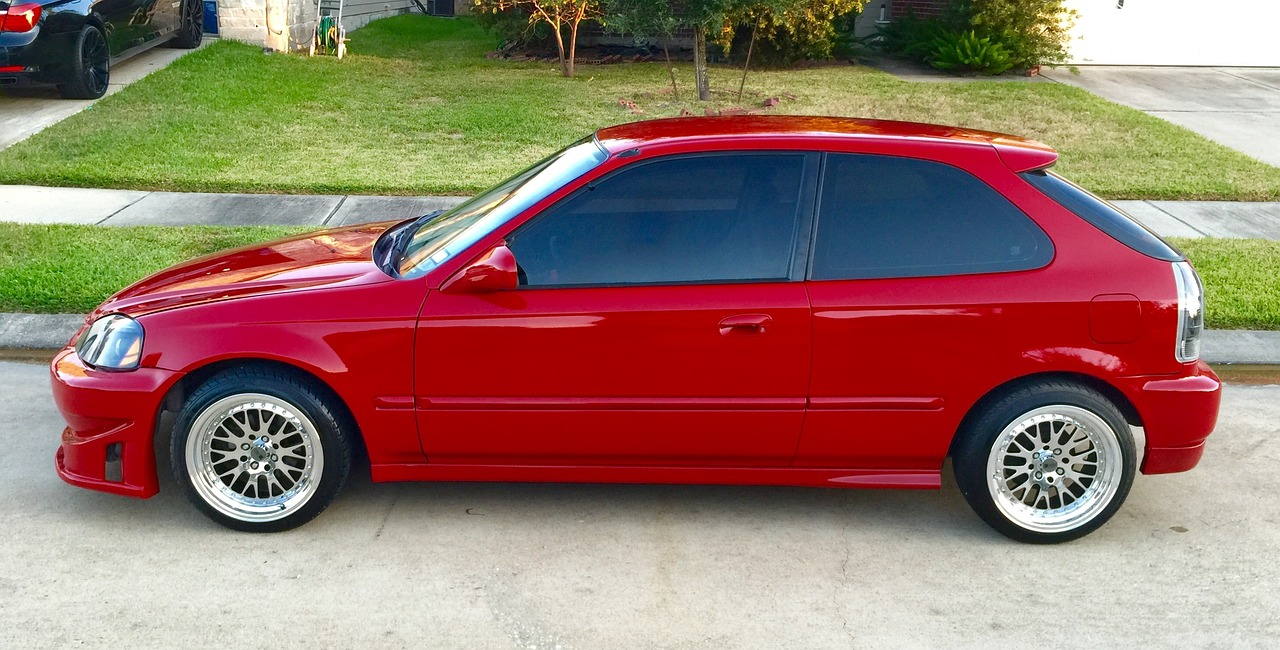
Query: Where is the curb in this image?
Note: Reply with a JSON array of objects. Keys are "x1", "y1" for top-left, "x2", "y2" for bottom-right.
[{"x1": 2, "y1": 312, "x2": 1277, "y2": 365}]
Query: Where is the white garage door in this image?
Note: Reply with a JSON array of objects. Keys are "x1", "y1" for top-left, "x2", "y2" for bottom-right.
[{"x1": 1066, "y1": 0, "x2": 1280, "y2": 66}]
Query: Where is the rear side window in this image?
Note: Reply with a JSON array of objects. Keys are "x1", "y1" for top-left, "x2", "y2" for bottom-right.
[
  {"x1": 509, "y1": 154, "x2": 807, "y2": 287},
  {"x1": 1021, "y1": 170, "x2": 1183, "y2": 262},
  {"x1": 812, "y1": 154, "x2": 1054, "y2": 280}
]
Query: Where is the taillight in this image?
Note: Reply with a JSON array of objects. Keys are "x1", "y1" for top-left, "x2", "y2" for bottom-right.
[
  {"x1": 1172, "y1": 261, "x2": 1204, "y2": 362},
  {"x1": 0, "y1": 3, "x2": 42, "y2": 33}
]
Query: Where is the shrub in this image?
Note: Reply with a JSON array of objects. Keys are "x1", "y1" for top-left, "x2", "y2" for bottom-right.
[
  {"x1": 966, "y1": 0, "x2": 1076, "y2": 69},
  {"x1": 928, "y1": 29, "x2": 1015, "y2": 75},
  {"x1": 878, "y1": 0, "x2": 1075, "y2": 72}
]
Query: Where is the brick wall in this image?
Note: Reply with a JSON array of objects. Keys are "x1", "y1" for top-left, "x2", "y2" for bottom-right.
[
  {"x1": 892, "y1": 0, "x2": 951, "y2": 19},
  {"x1": 217, "y1": 0, "x2": 318, "y2": 51}
]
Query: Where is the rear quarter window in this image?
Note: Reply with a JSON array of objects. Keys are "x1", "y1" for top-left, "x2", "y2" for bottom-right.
[
  {"x1": 811, "y1": 154, "x2": 1054, "y2": 280},
  {"x1": 1020, "y1": 170, "x2": 1184, "y2": 262}
]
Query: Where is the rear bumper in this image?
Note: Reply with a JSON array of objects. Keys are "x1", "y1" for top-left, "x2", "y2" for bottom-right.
[
  {"x1": 1119, "y1": 361, "x2": 1222, "y2": 475},
  {"x1": 50, "y1": 347, "x2": 182, "y2": 498},
  {"x1": 1, "y1": 28, "x2": 75, "y2": 86}
]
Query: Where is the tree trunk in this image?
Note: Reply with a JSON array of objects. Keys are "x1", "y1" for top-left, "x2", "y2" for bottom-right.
[
  {"x1": 694, "y1": 29, "x2": 710, "y2": 101},
  {"x1": 567, "y1": 19, "x2": 579, "y2": 78},
  {"x1": 737, "y1": 26, "x2": 756, "y2": 103},
  {"x1": 551, "y1": 20, "x2": 569, "y2": 77},
  {"x1": 663, "y1": 39, "x2": 678, "y2": 99}
]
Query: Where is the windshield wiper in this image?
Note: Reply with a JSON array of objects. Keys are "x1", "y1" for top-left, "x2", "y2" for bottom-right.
[{"x1": 379, "y1": 209, "x2": 445, "y2": 276}]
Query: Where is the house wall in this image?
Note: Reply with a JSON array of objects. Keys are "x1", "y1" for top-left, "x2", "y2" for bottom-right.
[
  {"x1": 337, "y1": 0, "x2": 414, "y2": 32},
  {"x1": 216, "y1": 0, "x2": 413, "y2": 51}
]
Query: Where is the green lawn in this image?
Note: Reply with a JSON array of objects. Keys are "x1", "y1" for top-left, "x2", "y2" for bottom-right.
[
  {"x1": 0, "y1": 15, "x2": 1277, "y2": 200},
  {"x1": 0, "y1": 224, "x2": 305, "y2": 313},
  {"x1": 0, "y1": 224, "x2": 1274, "y2": 331},
  {"x1": 1171, "y1": 237, "x2": 1280, "y2": 331}
]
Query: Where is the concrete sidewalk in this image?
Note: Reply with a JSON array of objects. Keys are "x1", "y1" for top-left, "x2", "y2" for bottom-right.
[
  {"x1": 4, "y1": 184, "x2": 1280, "y2": 240},
  {"x1": 0, "y1": 185, "x2": 469, "y2": 228}
]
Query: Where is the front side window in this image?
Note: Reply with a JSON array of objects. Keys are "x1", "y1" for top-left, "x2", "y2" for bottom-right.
[
  {"x1": 812, "y1": 154, "x2": 1053, "y2": 280},
  {"x1": 508, "y1": 153, "x2": 808, "y2": 287}
]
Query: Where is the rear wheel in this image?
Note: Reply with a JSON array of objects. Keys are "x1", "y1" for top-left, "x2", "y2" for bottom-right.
[
  {"x1": 57, "y1": 25, "x2": 109, "y2": 100},
  {"x1": 168, "y1": 0, "x2": 205, "y2": 49},
  {"x1": 171, "y1": 367, "x2": 352, "y2": 532},
  {"x1": 953, "y1": 381, "x2": 1136, "y2": 543}
]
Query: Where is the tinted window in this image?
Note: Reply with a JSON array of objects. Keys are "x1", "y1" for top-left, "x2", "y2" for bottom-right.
[
  {"x1": 1021, "y1": 169, "x2": 1183, "y2": 262},
  {"x1": 812, "y1": 154, "x2": 1053, "y2": 280},
  {"x1": 509, "y1": 154, "x2": 807, "y2": 287}
]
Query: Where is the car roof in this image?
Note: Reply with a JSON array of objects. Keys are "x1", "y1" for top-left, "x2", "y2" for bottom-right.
[{"x1": 594, "y1": 115, "x2": 1058, "y2": 172}]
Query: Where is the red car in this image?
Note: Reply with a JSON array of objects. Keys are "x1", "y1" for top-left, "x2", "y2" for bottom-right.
[{"x1": 51, "y1": 116, "x2": 1220, "y2": 542}]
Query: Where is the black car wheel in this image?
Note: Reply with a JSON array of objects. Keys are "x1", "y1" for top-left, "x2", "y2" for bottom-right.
[
  {"x1": 57, "y1": 25, "x2": 110, "y2": 100},
  {"x1": 168, "y1": 0, "x2": 205, "y2": 49}
]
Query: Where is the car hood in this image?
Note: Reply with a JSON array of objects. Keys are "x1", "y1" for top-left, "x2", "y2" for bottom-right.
[{"x1": 95, "y1": 223, "x2": 396, "y2": 318}]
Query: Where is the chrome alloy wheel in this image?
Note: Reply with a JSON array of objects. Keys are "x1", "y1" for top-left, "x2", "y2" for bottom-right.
[
  {"x1": 184, "y1": 393, "x2": 324, "y2": 523},
  {"x1": 985, "y1": 405, "x2": 1123, "y2": 534}
]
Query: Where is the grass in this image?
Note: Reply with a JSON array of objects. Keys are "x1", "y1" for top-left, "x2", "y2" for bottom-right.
[
  {"x1": 0, "y1": 224, "x2": 1274, "y2": 331},
  {"x1": 0, "y1": 224, "x2": 305, "y2": 313},
  {"x1": 1172, "y1": 237, "x2": 1280, "y2": 331},
  {"x1": 0, "y1": 15, "x2": 1278, "y2": 200}
]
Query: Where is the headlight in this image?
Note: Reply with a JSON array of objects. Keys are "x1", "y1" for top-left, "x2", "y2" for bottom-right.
[{"x1": 75, "y1": 314, "x2": 144, "y2": 371}]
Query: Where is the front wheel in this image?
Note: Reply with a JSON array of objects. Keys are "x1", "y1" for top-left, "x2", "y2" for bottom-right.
[
  {"x1": 171, "y1": 367, "x2": 352, "y2": 532},
  {"x1": 953, "y1": 381, "x2": 1136, "y2": 543}
]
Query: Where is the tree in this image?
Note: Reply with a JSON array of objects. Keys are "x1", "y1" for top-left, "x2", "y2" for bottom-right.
[
  {"x1": 602, "y1": 0, "x2": 684, "y2": 97},
  {"x1": 474, "y1": 0, "x2": 603, "y2": 77}
]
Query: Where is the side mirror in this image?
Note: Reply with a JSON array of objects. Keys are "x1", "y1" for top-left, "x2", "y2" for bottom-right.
[{"x1": 440, "y1": 243, "x2": 519, "y2": 294}]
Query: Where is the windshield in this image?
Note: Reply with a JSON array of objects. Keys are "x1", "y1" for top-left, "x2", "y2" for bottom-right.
[{"x1": 397, "y1": 137, "x2": 609, "y2": 278}]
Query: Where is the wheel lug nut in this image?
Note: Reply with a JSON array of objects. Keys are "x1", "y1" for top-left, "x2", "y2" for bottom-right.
[
  {"x1": 1034, "y1": 471, "x2": 1043, "y2": 479},
  {"x1": 250, "y1": 461, "x2": 259, "y2": 469},
  {"x1": 1056, "y1": 468, "x2": 1065, "y2": 475},
  {"x1": 241, "y1": 443, "x2": 250, "y2": 450},
  {"x1": 1054, "y1": 448, "x2": 1062, "y2": 454},
  {"x1": 271, "y1": 454, "x2": 278, "y2": 462}
]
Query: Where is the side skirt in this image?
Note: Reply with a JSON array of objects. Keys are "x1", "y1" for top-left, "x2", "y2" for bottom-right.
[{"x1": 369, "y1": 463, "x2": 941, "y2": 490}]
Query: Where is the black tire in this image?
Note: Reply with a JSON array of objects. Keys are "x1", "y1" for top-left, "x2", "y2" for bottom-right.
[
  {"x1": 171, "y1": 366, "x2": 353, "y2": 532},
  {"x1": 57, "y1": 25, "x2": 109, "y2": 100},
  {"x1": 953, "y1": 380, "x2": 1136, "y2": 544},
  {"x1": 167, "y1": 0, "x2": 205, "y2": 49}
]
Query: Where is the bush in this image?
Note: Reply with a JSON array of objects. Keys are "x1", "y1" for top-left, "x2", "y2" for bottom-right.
[
  {"x1": 878, "y1": 0, "x2": 1074, "y2": 72},
  {"x1": 966, "y1": 0, "x2": 1076, "y2": 69},
  {"x1": 472, "y1": 6, "x2": 557, "y2": 52},
  {"x1": 929, "y1": 29, "x2": 1014, "y2": 74},
  {"x1": 878, "y1": 12, "x2": 963, "y2": 59}
]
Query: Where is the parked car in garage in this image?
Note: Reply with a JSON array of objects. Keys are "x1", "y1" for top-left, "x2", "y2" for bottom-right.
[
  {"x1": 0, "y1": 0, "x2": 203, "y2": 98},
  {"x1": 49, "y1": 116, "x2": 1221, "y2": 542}
]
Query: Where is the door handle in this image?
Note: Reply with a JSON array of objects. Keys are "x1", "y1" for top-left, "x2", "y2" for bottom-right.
[{"x1": 719, "y1": 314, "x2": 772, "y2": 335}]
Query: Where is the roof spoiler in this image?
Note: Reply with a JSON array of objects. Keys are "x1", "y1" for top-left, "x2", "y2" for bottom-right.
[{"x1": 990, "y1": 136, "x2": 1058, "y2": 173}]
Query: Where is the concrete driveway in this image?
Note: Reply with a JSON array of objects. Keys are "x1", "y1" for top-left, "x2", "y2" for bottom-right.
[
  {"x1": 0, "y1": 38, "x2": 210, "y2": 151},
  {"x1": 2, "y1": 359, "x2": 1278, "y2": 647},
  {"x1": 1043, "y1": 66, "x2": 1280, "y2": 167}
]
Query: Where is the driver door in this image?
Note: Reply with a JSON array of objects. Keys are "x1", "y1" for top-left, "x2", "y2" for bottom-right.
[{"x1": 414, "y1": 152, "x2": 819, "y2": 467}]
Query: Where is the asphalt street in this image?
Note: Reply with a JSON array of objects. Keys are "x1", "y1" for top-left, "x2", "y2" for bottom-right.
[{"x1": 2, "y1": 359, "x2": 1278, "y2": 648}]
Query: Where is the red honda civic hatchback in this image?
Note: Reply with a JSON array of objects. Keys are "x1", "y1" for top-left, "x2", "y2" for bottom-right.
[{"x1": 51, "y1": 116, "x2": 1221, "y2": 542}]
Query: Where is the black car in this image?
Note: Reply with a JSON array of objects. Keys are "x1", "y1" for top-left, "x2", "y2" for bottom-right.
[{"x1": 1, "y1": 0, "x2": 202, "y2": 99}]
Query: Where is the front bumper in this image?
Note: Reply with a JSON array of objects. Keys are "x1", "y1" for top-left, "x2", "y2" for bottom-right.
[
  {"x1": 50, "y1": 347, "x2": 182, "y2": 498},
  {"x1": 1120, "y1": 360, "x2": 1222, "y2": 475}
]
